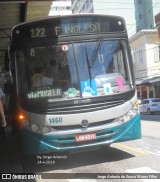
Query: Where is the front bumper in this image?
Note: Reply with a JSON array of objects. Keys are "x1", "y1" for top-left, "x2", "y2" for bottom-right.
[{"x1": 22, "y1": 114, "x2": 141, "y2": 155}]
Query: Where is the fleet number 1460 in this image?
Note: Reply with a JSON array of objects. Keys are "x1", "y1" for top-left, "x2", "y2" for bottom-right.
[{"x1": 49, "y1": 117, "x2": 63, "y2": 124}]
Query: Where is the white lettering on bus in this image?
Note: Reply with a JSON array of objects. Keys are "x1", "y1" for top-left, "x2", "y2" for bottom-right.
[{"x1": 27, "y1": 89, "x2": 61, "y2": 99}]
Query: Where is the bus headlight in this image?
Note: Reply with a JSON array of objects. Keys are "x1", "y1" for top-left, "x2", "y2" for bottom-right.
[
  {"x1": 131, "y1": 106, "x2": 138, "y2": 113},
  {"x1": 41, "y1": 127, "x2": 50, "y2": 134},
  {"x1": 31, "y1": 124, "x2": 39, "y2": 132},
  {"x1": 125, "y1": 111, "x2": 133, "y2": 120},
  {"x1": 117, "y1": 105, "x2": 138, "y2": 124},
  {"x1": 23, "y1": 120, "x2": 30, "y2": 126},
  {"x1": 117, "y1": 111, "x2": 133, "y2": 123},
  {"x1": 117, "y1": 117, "x2": 124, "y2": 123}
]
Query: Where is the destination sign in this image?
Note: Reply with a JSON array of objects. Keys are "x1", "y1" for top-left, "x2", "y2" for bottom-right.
[
  {"x1": 12, "y1": 15, "x2": 126, "y2": 47},
  {"x1": 55, "y1": 22, "x2": 101, "y2": 35}
]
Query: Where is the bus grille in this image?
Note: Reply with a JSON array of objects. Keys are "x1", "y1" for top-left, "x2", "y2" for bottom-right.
[
  {"x1": 51, "y1": 119, "x2": 114, "y2": 130},
  {"x1": 47, "y1": 100, "x2": 124, "y2": 114},
  {"x1": 60, "y1": 131, "x2": 114, "y2": 147},
  {"x1": 50, "y1": 129, "x2": 117, "y2": 149}
]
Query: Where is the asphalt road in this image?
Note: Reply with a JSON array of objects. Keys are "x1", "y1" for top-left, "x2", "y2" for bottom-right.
[{"x1": 0, "y1": 114, "x2": 160, "y2": 182}]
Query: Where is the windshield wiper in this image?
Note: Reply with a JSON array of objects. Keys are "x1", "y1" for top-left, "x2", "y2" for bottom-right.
[
  {"x1": 90, "y1": 36, "x2": 104, "y2": 69},
  {"x1": 85, "y1": 46, "x2": 92, "y2": 84},
  {"x1": 85, "y1": 36, "x2": 104, "y2": 85}
]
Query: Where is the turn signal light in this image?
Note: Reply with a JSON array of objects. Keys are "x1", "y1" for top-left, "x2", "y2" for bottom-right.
[
  {"x1": 18, "y1": 113, "x2": 25, "y2": 121},
  {"x1": 135, "y1": 100, "x2": 141, "y2": 106}
]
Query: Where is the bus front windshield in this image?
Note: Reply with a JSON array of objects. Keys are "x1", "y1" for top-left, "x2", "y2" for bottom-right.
[{"x1": 15, "y1": 39, "x2": 133, "y2": 101}]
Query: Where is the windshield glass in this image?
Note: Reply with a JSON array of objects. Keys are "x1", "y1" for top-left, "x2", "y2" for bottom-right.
[{"x1": 15, "y1": 40, "x2": 132, "y2": 101}]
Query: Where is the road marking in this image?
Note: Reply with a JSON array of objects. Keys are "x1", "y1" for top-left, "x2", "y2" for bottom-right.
[
  {"x1": 137, "y1": 147, "x2": 160, "y2": 157},
  {"x1": 126, "y1": 167, "x2": 159, "y2": 182},
  {"x1": 116, "y1": 143, "x2": 150, "y2": 155}
]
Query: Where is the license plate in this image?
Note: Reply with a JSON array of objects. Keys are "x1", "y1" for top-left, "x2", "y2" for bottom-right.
[{"x1": 75, "y1": 133, "x2": 96, "y2": 142}]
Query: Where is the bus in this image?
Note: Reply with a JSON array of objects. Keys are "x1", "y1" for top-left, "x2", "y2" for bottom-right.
[{"x1": 8, "y1": 14, "x2": 141, "y2": 155}]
